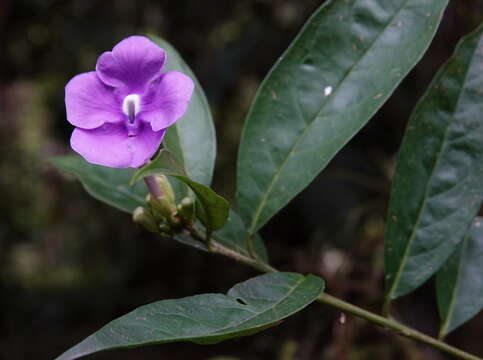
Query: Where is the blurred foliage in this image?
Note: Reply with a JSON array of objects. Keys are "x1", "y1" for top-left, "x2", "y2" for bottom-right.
[{"x1": 0, "y1": 0, "x2": 483, "y2": 359}]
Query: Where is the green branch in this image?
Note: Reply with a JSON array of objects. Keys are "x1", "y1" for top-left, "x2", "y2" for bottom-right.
[
  {"x1": 206, "y1": 238, "x2": 483, "y2": 360},
  {"x1": 319, "y1": 293, "x2": 482, "y2": 360}
]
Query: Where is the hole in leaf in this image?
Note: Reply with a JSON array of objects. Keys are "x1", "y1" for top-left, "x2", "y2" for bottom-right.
[
  {"x1": 236, "y1": 298, "x2": 248, "y2": 305},
  {"x1": 303, "y1": 56, "x2": 314, "y2": 65}
]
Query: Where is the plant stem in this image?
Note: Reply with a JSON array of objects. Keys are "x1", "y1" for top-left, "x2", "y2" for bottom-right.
[
  {"x1": 318, "y1": 294, "x2": 482, "y2": 360},
  {"x1": 206, "y1": 239, "x2": 483, "y2": 360},
  {"x1": 181, "y1": 223, "x2": 480, "y2": 359},
  {"x1": 245, "y1": 235, "x2": 259, "y2": 259},
  {"x1": 382, "y1": 298, "x2": 392, "y2": 318},
  {"x1": 210, "y1": 240, "x2": 277, "y2": 273},
  {"x1": 206, "y1": 230, "x2": 215, "y2": 251}
]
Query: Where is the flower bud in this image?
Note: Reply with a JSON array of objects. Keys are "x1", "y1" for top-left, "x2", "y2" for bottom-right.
[
  {"x1": 178, "y1": 197, "x2": 195, "y2": 224},
  {"x1": 149, "y1": 193, "x2": 177, "y2": 221},
  {"x1": 154, "y1": 175, "x2": 175, "y2": 204},
  {"x1": 133, "y1": 207, "x2": 158, "y2": 233},
  {"x1": 158, "y1": 223, "x2": 173, "y2": 237}
]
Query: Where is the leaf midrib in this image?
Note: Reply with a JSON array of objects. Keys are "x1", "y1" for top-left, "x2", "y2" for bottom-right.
[
  {"x1": 136, "y1": 276, "x2": 307, "y2": 341},
  {"x1": 98, "y1": 276, "x2": 309, "y2": 345},
  {"x1": 440, "y1": 232, "x2": 470, "y2": 337},
  {"x1": 386, "y1": 33, "x2": 479, "y2": 300},
  {"x1": 211, "y1": 276, "x2": 306, "y2": 334},
  {"x1": 247, "y1": 0, "x2": 410, "y2": 234}
]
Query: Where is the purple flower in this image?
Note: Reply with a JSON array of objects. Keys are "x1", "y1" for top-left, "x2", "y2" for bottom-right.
[{"x1": 65, "y1": 36, "x2": 194, "y2": 168}]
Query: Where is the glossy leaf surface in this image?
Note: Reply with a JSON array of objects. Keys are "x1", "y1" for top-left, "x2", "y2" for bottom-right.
[
  {"x1": 149, "y1": 35, "x2": 216, "y2": 186},
  {"x1": 55, "y1": 273, "x2": 324, "y2": 360},
  {"x1": 437, "y1": 217, "x2": 483, "y2": 338},
  {"x1": 236, "y1": 0, "x2": 448, "y2": 234},
  {"x1": 51, "y1": 156, "x2": 146, "y2": 213},
  {"x1": 384, "y1": 24, "x2": 483, "y2": 301},
  {"x1": 173, "y1": 175, "x2": 229, "y2": 231}
]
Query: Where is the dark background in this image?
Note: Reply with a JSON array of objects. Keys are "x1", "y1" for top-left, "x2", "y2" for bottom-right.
[{"x1": 1, "y1": 1, "x2": 483, "y2": 359}]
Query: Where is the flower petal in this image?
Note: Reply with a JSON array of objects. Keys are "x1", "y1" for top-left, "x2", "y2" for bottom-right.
[
  {"x1": 71, "y1": 122, "x2": 165, "y2": 168},
  {"x1": 129, "y1": 125, "x2": 166, "y2": 168},
  {"x1": 96, "y1": 36, "x2": 166, "y2": 94},
  {"x1": 142, "y1": 71, "x2": 195, "y2": 132},
  {"x1": 65, "y1": 72, "x2": 121, "y2": 129}
]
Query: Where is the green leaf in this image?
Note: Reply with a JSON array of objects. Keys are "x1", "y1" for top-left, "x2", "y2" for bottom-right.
[
  {"x1": 130, "y1": 149, "x2": 186, "y2": 185},
  {"x1": 55, "y1": 272, "x2": 324, "y2": 360},
  {"x1": 437, "y1": 217, "x2": 483, "y2": 338},
  {"x1": 149, "y1": 35, "x2": 216, "y2": 186},
  {"x1": 53, "y1": 155, "x2": 263, "y2": 256},
  {"x1": 236, "y1": 0, "x2": 448, "y2": 235},
  {"x1": 173, "y1": 175, "x2": 229, "y2": 231},
  {"x1": 51, "y1": 155, "x2": 147, "y2": 213},
  {"x1": 131, "y1": 151, "x2": 229, "y2": 231},
  {"x1": 384, "y1": 24, "x2": 483, "y2": 302}
]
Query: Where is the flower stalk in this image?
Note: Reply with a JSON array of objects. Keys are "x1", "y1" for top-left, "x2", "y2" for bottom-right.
[{"x1": 144, "y1": 176, "x2": 163, "y2": 198}]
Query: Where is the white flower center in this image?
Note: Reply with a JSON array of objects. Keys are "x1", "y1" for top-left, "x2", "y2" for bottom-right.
[{"x1": 122, "y1": 94, "x2": 141, "y2": 123}]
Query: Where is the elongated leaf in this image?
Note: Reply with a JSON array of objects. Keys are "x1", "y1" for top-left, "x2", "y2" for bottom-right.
[
  {"x1": 149, "y1": 35, "x2": 216, "y2": 186},
  {"x1": 131, "y1": 151, "x2": 229, "y2": 231},
  {"x1": 437, "y1": 217, "x2": 483, "y2": 338},
  {"x1": 55, "y1": 272, "x2": 324, "y2": 360},
  {"x1": 173, "y1": 175, "x2": 229, "y2": 231},
  {"x1": 51, "y1": 155, "x2": 147, "y2": 213},
  {"x1": 236, "y1": 0, "x2": 448, "y2": 234},
  {"x1": 384, "y1": 24, "x2": 483, "y2": 302},
  {"x1": 53, "y1": 155, "x2": 265, "y2": 257}
]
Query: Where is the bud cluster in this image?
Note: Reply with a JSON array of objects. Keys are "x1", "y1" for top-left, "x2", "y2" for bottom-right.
[{"x1": 133, "y1": 175, "x2": 195, "y2": 236}]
